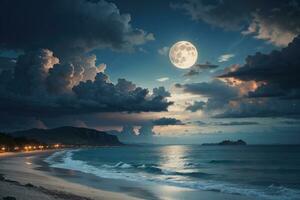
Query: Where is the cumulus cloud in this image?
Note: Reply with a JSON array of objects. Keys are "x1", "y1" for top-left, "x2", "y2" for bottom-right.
[
  {"x1": 70, "y1": 55, "x2": 106, "y2": 83},
  {"x1": 73, "y1": 73, "x2": 172, "y2": 112},
  {"x1": 113, "y1": 124, "x2": 156, "y2": 143},
  {"x1": 178, "y1": 85, "x2": 300, "y2": 120},
  {"x1": 0, "y1": 49, "x2": 173, "y2": 119},
  {"x1": 176, "y1": 79, "x2": 240, "y2": 114},
  {"x1": 171, "y1": 0, "x2": 300, "y2": 46},
  {"x1": 13, "y1": 49, "x2": 59, "y2": 96},
  {"x1": 9, "y1": 49, "x2": 108, "y2": 98},
  {"x1": 158, "y1": 46, "x2": 170, "y2": 56},
  {"x1": 0, "y1": 0, "x2": 170, "y2": 131},
  {"x1": 175, "y1": 75, "x2": 299, "y2": 118},
  {"x1": 152, "y1": 117, "x2": 184, "y2": 125},
  {"x1": 0, "y1": 0, "x2": 154, "y2": 59},
  {"x1": 138, "y1": 124, "x2": 156, "y2": 138},
  {"x1": 47, "y1": 63, "x2": 75, "y2": 94},
  {"x1": 152, "y1": 86, "x2": 171, "y2": 98},
  {"x1": 218, "y1": 54, "x2": 235, "y2": 62},
  {"x1": 111, "y1": 117, "x2": 186, "y2": 143},
  {"x1": 113, "y1": 125, "x2": 139, "y2": 143},
  {"x1": 220, "y1": 36, "x2": 300, "y2": 98}
]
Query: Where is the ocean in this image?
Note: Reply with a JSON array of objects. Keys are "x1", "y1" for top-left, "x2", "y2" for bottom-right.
[{"x1": 45, "y1": 145, "x2": 300, "y2": 200}]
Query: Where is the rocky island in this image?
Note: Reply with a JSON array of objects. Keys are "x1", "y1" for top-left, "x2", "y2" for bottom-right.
[{"x1": 202, "y1": 139, "x2": 247, "y2": 146}]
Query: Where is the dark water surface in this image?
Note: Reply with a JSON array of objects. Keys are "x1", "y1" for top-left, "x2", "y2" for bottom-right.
[{"x1": 45, "y1": 145, "x2": 300, "y2": 200}]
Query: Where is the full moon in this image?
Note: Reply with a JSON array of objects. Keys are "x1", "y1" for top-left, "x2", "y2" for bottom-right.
[{"x1": 169, "y1": 41, "x2": 198, "y2": 69}]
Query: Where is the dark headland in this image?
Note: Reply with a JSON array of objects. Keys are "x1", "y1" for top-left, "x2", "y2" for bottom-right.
[{"x1": 10, "y1": 126, "x2": 122, "y2": 146}]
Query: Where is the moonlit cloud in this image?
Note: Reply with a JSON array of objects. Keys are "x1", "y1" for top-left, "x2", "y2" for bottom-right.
[
  {"x1": 218, "y1": 54, "x2": 235, "y2": 62},
  {"x1": 0, "y1": 49, "x2": 173, "y2": 119},
  {"x1": 241, "y1": 13, "x2": 297, "y2": 47},
  {"x1": 172, "y1": 0, "x2": 300, "y2": 47},
  {"x1": 158, "y1": 46, "x2": 169, "y2": 56},
  {"x1": 156, "y1": 77, "x2": 169, "y2": 82},
  {"x1": 183, "y1": 62, "x2": 219, "y2": 77},
  {"x1": 152, "y1": 117, "x2": 184, "y2": 125},
  {"x1": 220, "y1": 36, "x2": 300, "y2": 99}
]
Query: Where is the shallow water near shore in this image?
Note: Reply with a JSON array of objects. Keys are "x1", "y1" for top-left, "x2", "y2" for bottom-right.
[{"x1": 45, "y1": 145, "x2": 300, "y2": 200}]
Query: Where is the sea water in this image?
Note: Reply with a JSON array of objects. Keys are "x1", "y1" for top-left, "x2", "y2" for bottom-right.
[{"x1": 45, "y1": 145, "x2": 300, "y2": 200}]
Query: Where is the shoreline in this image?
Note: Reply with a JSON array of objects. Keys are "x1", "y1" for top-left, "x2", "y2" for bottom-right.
[
  {"x1": 0, "y1": 148, "x2": 255, "y2": 200},
  {"x1": 0, "y1": 150, "x2": 141, "y2": 200}
]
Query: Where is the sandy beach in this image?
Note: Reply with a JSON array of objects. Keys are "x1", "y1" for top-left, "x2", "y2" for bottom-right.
[
  {"x1": 0, "y1": 150, "x2": 141, "y2": 200},
  {"x1": 0, "y1": 149, "x2": 256, "y2": 200}
]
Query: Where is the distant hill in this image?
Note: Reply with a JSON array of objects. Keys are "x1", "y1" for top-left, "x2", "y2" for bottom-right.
[
  {"x1": 11, "y1": 126, "x2": 122, "y2": 146},
  {"x1": 202, "y1": 139, "x2": 247, "y2": 146}
]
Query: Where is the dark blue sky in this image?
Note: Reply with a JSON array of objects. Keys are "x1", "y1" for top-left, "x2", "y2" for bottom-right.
[
  {"x1": 0, "y1": 0, "x2": 299, "y2": 144},
  {"x1": 95, "y1": 0, "x2": 277, "y2": 89}
]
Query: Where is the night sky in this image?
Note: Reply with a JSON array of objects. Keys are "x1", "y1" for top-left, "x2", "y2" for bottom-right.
[{"x1": 0, "y1": 0, "x2": 300, "y2": 144}]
